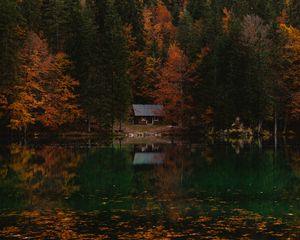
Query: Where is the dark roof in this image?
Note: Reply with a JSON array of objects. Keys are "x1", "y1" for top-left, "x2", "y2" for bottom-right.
[{"x1": 133, "y1": 104, "x2": 164, "y2": 117}]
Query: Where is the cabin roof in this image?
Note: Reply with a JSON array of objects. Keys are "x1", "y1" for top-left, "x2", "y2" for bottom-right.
[{"x1": 133, "y1": 104, "x2": 164, "y2": 117}]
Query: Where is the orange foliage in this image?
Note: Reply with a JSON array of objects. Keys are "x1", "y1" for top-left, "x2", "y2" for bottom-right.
[
  {"x1": 9, "y1": 32, "x2": 52, "y2": 130},
  {"x1": 38, "y1": 52, "x2": 81, "y2": 128},
  {"x1": 222, "y1": 7, "x2": 232, "y2": 33},
  {"x1": 9, "y1": 32, "x2": 80, "y2": 131},
  {"x1": 123, "y1": 24, "x2": 137, "y2": 50},
  {"x1": 201, "y1": 106, "x2": 214, "y2": 126},
  {"x1": 143, "y1": 1, "x2": 176, "y2": 53},
  {"x1": 153, "y1": 44, "x2": 193, "y2": 126},
  {"x1": 277, "y1": 10, "x2": 289, "y2": 24},
  {"x1": 280, "y1": 24, "x2": 300, "y2": 119}
]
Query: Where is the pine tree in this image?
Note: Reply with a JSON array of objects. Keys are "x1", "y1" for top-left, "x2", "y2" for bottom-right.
[
  {"x1": 115, "y1": 0, "x2": 144, "y2": 47},
  {"x1": 288, "y1": 0, "x2": 300, "y2": 28},
  {"x1": 19, "y1": 0, "x2": 42, "y2": 32},
  {"x1": 186, "y1": 0, "x2": 208, "y2": 20},
  {"x1": 40, "y1": 0, "x2": 67, "y2": 52},
  {"x1": 177, "y1": 9, "x2": 203, "y2": 60},
  {"x1": 71, "y1": 3, "x2": 104, "y2": 131},
  {"x1": 0, "y1": 0, "x2": 24, "y2": 129},
  {"x1": 0, "y1": 0, "x2": 24, "y2": 86},
  {"x1": 101, "y1": 0, "x2": 131, "y2": 130}
]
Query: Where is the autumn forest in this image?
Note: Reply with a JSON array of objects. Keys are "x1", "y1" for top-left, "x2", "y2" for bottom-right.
[{"x1": 1, "y1": 0, "x2": 300, "y2": 135}]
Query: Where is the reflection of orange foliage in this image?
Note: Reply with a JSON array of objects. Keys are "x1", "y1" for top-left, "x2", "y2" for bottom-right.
[
  {"x1": 153, "y1": 145, "x2": 192, "y2": 222},
  {"x1": 201, "y1": 146, "x2": 214, "y2": 164},
  {"x1": 201, "y1": 106, "x2": 214, "y2": 126},
  {"x1": 290, "y1": 151, "x2": 300, "y2": 178},
  {"x1": 9, "y1": 144, "x2": 82, "y2": 199}
]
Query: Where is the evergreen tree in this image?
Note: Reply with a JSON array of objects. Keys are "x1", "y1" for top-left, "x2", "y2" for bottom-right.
[
  {"x1": 177, "y1": 9, "x2": 202, "y2": 60},
  {"x1": 115, "y1": 0, "x2": 144, "y2": 47},
  {"x1": 240, "y1": 15, "x2": 274, "y2": 130},
  {"x1": 288, "y1": 0, "x2": 300, "y2": 28},
  {"x1": 100, "y1": 0, "x2": 131, "y2": 130},
  {"x1": 19, "y1": 0, "x2": 42, "y2": 32},
  {"x1": 40, "y1": 0, "x2": 67, "y2": 52},
  {"x1": 0, "y1": 0, "x2": 23, "y2": 86},
  {"x1": 72, "y1": 3, "x2": 103, "y2": 131},
  {"x1": 186, "y1": 0, "x2": 208, "y2": 20}
]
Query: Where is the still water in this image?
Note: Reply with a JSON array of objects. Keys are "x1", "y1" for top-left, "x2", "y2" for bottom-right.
[{"x1": 0, "y1": 139, "x2": 299, "y2": 239}]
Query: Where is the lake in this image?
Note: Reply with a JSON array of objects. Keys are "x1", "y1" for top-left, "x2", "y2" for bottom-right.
[{"x1": 0, "y1": 139, "x2": 299, "y2": 239}]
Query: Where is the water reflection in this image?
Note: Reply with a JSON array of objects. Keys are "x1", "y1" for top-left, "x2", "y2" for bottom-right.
[
  {"x1": 133, "y1": 144, "x2": 165, "y2": 165},
  {"x1": 0, "y1": 141, "x2": 299, "y2": 239}
]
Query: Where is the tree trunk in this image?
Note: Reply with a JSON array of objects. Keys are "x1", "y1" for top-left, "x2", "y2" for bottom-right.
[
  {"x1": 257, "y1": 121, "x2": 263, "y2": 135},
  {"x1": 23, "y1": 125, "x2": 27, "y2": 146},
  {"x1": 119, "y1": 120, "x2": 122, "y2": 132},
  {"x1": 258, "y1": 137, "x2": 262, "y2": 150},
  {"x1": 87, "y1": 116, "x2": 91, "y2": 133},
  {"x1": 274, "y1": 106, "x2": 278, "y2": 152},
  {"x1": 283, "y1": 113, "x2": 288, "y2": 134}
]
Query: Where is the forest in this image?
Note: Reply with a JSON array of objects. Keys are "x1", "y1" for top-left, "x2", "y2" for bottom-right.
[{"x1": 1, "y1": 0, "x2": 300, "y2": 135}]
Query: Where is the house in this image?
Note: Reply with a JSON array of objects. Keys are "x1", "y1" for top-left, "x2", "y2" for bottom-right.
[{"x1": 132, "y1": 104, "x2": 164, "y2": 125}]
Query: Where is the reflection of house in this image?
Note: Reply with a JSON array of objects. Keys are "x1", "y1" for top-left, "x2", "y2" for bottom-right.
[
  {"x1": 132, "y1": 104, "x2": 164, "y2": 125},
  {"x1": 133, "y1": 144, "x2": 165, "y2": 165}
]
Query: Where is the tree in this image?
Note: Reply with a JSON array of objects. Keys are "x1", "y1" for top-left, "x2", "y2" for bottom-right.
[
  {"x1": 65, "y1": 2, "x2": 102, "y2": 131},
  {"x1": 143, "y1": 1, "x2": 176, "y2": 56},
  {"x1": 123, "y1": 24, "x2": 147, "y2": 103},
  {"x1": 0, "y1": 0, "x2": 24, "y2": 85},
  {"x1": 101, "y1": 0, "x2": 131, "y2": 130},
  {"x1": 38, "y1": 52, "x2": 81, "y2": 128},
  {"x1": 153, "y1": 44, "x2": 193, "y2": 126},
  {"x1": 186, "y1": 0, "x2": 208, "y2": 20},
  {"x1": 240, "y1": 15, "x2": 273, "y2": 131},
  {"x1": 0, "y1": 0, "x2": 24, "y2": 129},
  {"x1": 115, "y1": 0, "x2": 144, "y2": 47},
  {"x1": 279, "y1": 24, "x2": 300, "y2": 131},
  {"x1": 40, "y1": 0, "x2": 67, "y2": 52},
  {"x1": 9, "y1": 32, "x2": 53, "y2": 132},
  {"x1": 176, "y1": 9, "x2": 203, "y2": 60},
  {"x1": 287, "y1": 0, "x2": 300, "y2": 28},
  {"x1": 19, "y1": 0, "x2": 42, "y2": 32},
  {"x1": 9, "y1": 32, "x2": 80, "y2": 133}
]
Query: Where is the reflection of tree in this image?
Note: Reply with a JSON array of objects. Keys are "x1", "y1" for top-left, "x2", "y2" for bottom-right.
[
  {"x1": 155, "y1": 145, "x2": 185, "y2": 196},
  {"x1": 153, "y1": 144, "x2": 193, "y2": 222},
  {"x1": 6, "y1": 144, "x2": 82, "y2": 207},
  {"x1": 76, "y1": 147, "x2": 132, "y2": 203},
  {"x1": 290, "y1": 150, "x2": 300, "y2": 178}
]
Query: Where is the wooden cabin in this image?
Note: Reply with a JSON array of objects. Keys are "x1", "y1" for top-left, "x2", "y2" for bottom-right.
[{"x1": 132, "y1": 104, "x2": 164, "y2": 125}]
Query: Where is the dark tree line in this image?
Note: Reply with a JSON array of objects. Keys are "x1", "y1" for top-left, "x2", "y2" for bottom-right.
[{"x1": 0, "y1": 0, "x2": 300, "y2": 134}]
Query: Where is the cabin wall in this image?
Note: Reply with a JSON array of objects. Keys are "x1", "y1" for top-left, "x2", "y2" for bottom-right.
[{"x1": 134, "y1": 116, "x2": 163, "y2": 125}]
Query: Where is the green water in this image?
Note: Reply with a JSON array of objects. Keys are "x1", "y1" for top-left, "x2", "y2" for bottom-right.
[{"x1": 0, "y1": 141, "x2": 299, "y2": 239}]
